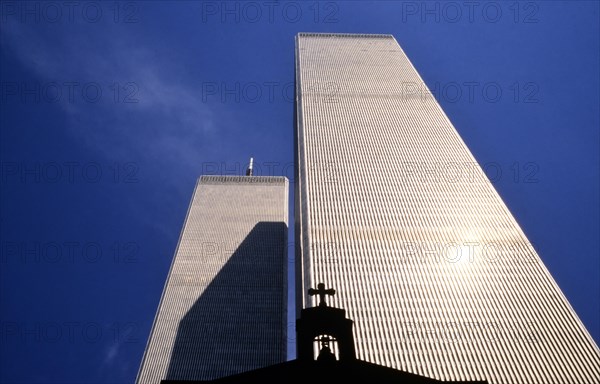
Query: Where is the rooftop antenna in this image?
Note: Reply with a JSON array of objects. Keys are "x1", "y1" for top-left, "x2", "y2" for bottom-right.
[{"x1": 246, "y1": 157, "x2": 254, "y2": 176}]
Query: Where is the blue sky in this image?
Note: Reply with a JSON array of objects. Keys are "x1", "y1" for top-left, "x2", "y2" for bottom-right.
[{"x1": 0, "y1": 1, "x2": 598, "y2": 383}]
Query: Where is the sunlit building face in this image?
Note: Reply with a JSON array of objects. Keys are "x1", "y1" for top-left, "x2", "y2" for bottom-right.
[{"x1": 294, "y1": 32, "x2": 600, "y2": 383}]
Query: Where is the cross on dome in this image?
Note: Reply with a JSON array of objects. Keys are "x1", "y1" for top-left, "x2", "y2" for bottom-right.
[{"x1": 308, "y1": 283, "x2": 336, "y2": 307}]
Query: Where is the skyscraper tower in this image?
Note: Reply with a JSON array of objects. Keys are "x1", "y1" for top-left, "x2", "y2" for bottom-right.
[
  {"x1": 294, "y1": 32, "x2": 600, "y2": 383},
  {"x1": 136, "y1": 173, "x2": 288, "y2": 383}
]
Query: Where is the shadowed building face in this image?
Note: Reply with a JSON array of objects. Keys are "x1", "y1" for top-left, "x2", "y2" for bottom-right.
[
  {"x1": 136, "y1": 176, "x2": 288, "y2": 383},
  {"x1": 294, "y1": 33, "x2": 600, "y2": 383}
]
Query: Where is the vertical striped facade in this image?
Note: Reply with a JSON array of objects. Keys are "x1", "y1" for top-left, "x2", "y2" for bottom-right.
[
  {"x1": 137, "y1": 175, "x2": 288, "y2": 383},
  {"x1": 294, "y1": 33, "x2": 600, "y2": 383}
]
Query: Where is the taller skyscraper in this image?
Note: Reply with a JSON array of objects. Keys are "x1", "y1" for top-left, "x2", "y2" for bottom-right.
[
  {"x1": 137, "y1": 174, "x2": 288, "y2": 383},
  {"x1": 294, "y1": 33, "x2": 600, "y2": 383}
]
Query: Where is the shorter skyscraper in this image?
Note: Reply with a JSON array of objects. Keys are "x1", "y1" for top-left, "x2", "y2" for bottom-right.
[{"x1": 136, "y1": 174, "x2": 289, "y2": 383}]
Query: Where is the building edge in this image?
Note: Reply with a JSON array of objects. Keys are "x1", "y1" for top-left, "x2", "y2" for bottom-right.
[{"x1": 135, "y1": 178, "x2": 202, "y2": 384}]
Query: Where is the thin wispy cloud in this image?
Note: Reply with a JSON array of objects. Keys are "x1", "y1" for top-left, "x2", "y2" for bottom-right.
[{"x1": 2, "y1": 20, "x2": 216, "y2": 170}]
